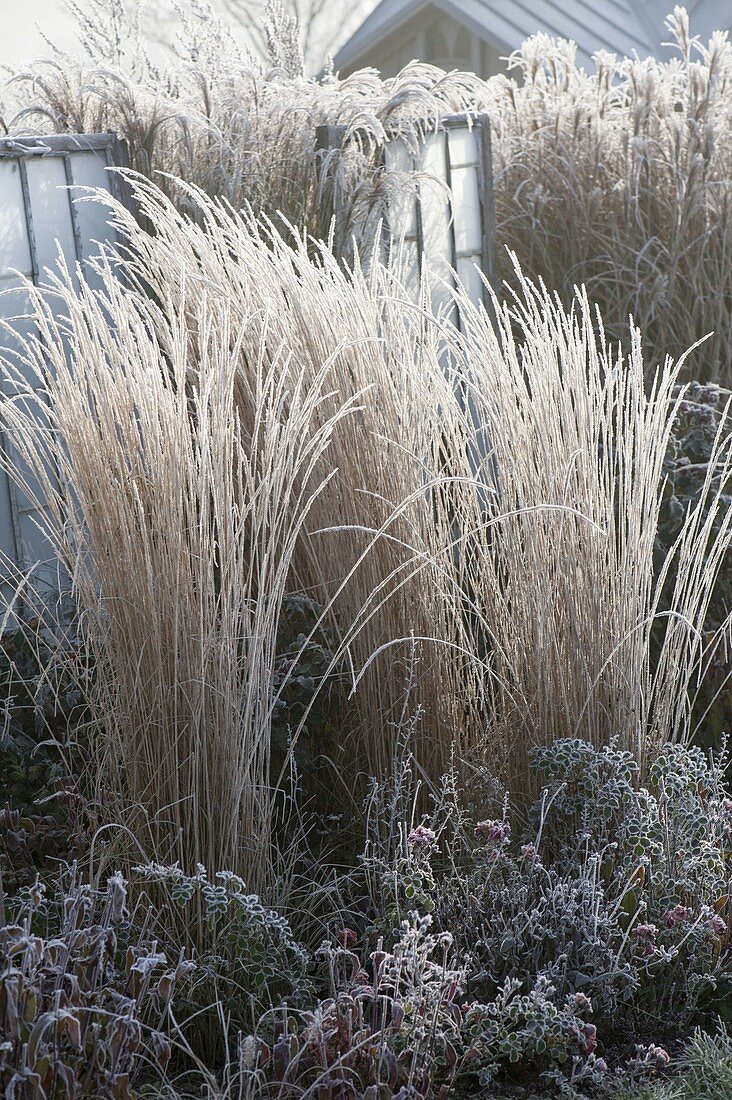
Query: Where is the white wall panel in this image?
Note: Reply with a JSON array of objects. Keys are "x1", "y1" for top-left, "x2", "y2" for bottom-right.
[
  {"x1": 25, "y1": 156, "x2": 78, "y2": 276},
  {"x1": 420, "y1": 132, "x2": 455, "y2": 319},
  {"x1": 0, "y1": 133, "x2": 127, "y2": 620},
  {"x1": 70, "y1": 148, "x2": 117, "y2": 290},
  {"x1": 0, "y1": 282, "x2": 35, "y2": 366},
  {"x1": 382, "y1": 116, "x2": 496, "y2": 322},
  {"x1": 384, "y1": 137, "x2": 418, "y2": 239},
  {"x1": 0, "y1": 160, "x2": 33, "y2": 276},
  {"x1": 323, "y1": 114, "x2": 495, "y2": 326},
  {"x1": 446, "y1": 126, "x2": 478, "y2": 169},
  {"x1": 450, "y1": 166, "x2": 482, "y2": 256}
]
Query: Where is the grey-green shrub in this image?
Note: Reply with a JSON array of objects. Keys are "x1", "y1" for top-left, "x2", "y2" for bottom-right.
[
  {"x1": 360, "y1": 736, "x2": 732, "y2": 1057},
  {"x1": 133, "y1": 862, "x2": 313, "y2": 1014}
]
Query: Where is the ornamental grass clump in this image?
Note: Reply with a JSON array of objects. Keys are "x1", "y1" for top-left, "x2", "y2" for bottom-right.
[
  {"x1": 438, "y1": 274, "x2": 732, "y2": 793},
  {"x1": 0, "y1": 174, "x2": 473, "y2": 897},
  {"x1": 2, "y1": 173, "x2": 732, "y2": 882}
]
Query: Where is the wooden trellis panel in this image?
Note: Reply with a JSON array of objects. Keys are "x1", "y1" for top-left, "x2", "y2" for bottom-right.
[
  {"x1": 0, "y1": 132, "x2": 129, "y2": 618},
  {"x1": 317, "y1": 113, "x2": 497, "y2": 321}
]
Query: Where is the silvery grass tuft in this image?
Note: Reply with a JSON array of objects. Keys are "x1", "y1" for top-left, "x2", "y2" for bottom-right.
[
  {"x1": 1, "y1": 176, "x2": 731, "y2": 886},
  {"x1": 442, "y1": 272, "x2": 732, "y2": 791},
  {"x1": 484, "y1": 6, "x2": 732, "y2": 383}
]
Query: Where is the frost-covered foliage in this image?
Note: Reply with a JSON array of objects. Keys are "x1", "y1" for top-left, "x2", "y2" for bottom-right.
[
  {"x1": 2, "y1": 172, "x2": 732, "y2": 899},
  {"x1": 1, "y1": 737, "x2": 729, "y2": 1098},
  {"x1": 0, "y1": 868, "x2": 192, "y2": 1099},
  {"x1": 361, "y1": 736, "x2": 732, "y2": 1068},
  {"x1": 234, "y1": 917, "x2": 605, "y2": 1096},
  {"x1": 228, "y1": 734, "x2": 731, "y2": 1096},
  {"x1": 239, "y1": 915, "x2": 469, "y2": 1097},
  {"x1": 2, "y1": 6, "x2": 732, "y2": 1087}
]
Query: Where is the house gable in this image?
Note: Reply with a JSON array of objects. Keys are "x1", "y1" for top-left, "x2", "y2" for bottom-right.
[
  {"x1": 333, "y1": 0, "x2": 728, "y2": 79},
  {"x1": 341, "y1": 3, "x2": 503, "y2": 78}
]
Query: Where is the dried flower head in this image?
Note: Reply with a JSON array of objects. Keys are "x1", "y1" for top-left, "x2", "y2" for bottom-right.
[
  {"x1": 407, "y1": 824, "x2": 437, "y2": 849},
  {"x1": 663, "y1": 905, "x2": 692, "y2": 928},
  {"x1": 474, "y1": 819, "x2": 511, "y2": 844}
]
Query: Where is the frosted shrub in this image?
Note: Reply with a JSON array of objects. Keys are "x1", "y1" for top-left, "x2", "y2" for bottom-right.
[
  {"x1": 437, "y1": 848, "x2": 636, "y2": 1016},
  {"x1": 360, "y1": 736, "x2": 732, "y2": 1074},
  {"x1": 0, "y1": 869, "x2": 193, "y2": 1098},
  {"x1": 528, "y1": 740, "x2": 731, "y2": 1036},
  {"x1": 462, "y1": 976, "x2": 608, "y2": 1093},
  {"x1": 134, "y1": 863, "x2": 313, "y2": 1013},
  {"x1": 238, "y1": 916, "x2": 602, "y2": 1096},
  {"x1": 531, "y1": 739, "x2": 730, "y2": 915}
]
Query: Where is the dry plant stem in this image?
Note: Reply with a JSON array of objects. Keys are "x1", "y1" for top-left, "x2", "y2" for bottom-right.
[{"x1": 92, "y1": 176, "x2": 476, "y2": 786}]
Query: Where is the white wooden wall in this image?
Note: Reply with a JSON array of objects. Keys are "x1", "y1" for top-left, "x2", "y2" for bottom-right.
[
  {"x1": 383, "y1": 115, "x2": 496, "y2": 322},
  {"x1": 317, "y1": 114, "x2": 497, "y2": 320},
  {"x1": 0, "y1": 133, "x2": 128, "y2": 619}
]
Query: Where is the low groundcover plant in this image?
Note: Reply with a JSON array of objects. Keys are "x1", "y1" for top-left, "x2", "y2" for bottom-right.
[{"x1": 2, "y1": 736, "x2": 720, "y2": 1097}]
